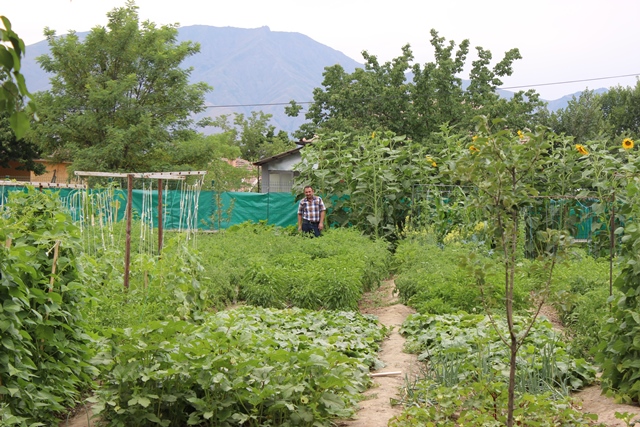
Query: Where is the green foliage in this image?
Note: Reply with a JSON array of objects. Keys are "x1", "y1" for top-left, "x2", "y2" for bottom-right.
[
  {"x1": 0, "y1": 111, "x2": 45, "y2": 175},
  {"x1": 598, "y1": 175, "x2": 640, "y2": 402},
  {"x1": 0, "y1": 16, "x2": 34, "y2": 139},
  {"x1": 600, "y1": 81, "x2": 640, "y2": 141},
  {"x1": 91, "y1": 307, "x2": 386, "y2": 427},
  {"x1": 389, "y1": 378, "x2": 604, "y2": 427},
  {"x1": 197, "y1": 225, "x2": 390, "y2": 310},
  {"x1": 29, "y1": 1, "x2": 212, "y2": 172},
  {"x1": 541, "y1": 89, "x2": 610, "y2": 145},
  {"x1": 394, "y1": 311, "x2": 601, "y2": 426},
  {"x1": 401, "y1": 313, "x2": 597, "y2": 393},
  {"x1": 539, "y1": 249, "x2": 614, "y2": 359},
  {"x1": 0, "y1": 189, "x2": 96, "y2": 425},
  {"x1": 212, "y1": 111, "x2": 296, "y2": 162},
  {"x1": 81, "y1": 238, "x2": 227, "y2": 332},
  {"x1": 295, "y1": 131, "x2": 436, "y2": 241},
  {"x1": 393, "y1": 236, "x2": 529, "y2": 315},
  {"x1": 289, "y1": 29, "x2": 543, "y2": 140}
]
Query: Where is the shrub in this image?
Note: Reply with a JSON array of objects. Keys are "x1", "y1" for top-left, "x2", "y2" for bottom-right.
[{"x1": 0, "y1": 189, "x2": 96, "y2": 425}]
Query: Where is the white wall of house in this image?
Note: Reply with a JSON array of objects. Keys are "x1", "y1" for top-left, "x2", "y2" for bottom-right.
[{"x1": 260, "y1": 152, "x2": 302, "y2": 193}]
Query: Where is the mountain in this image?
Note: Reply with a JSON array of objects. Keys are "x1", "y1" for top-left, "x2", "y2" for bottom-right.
[
  {"x1": 544, "y1": 87, "x2": 609, "y2": 111},
  {"x1": 21, "y1": 25, "x2": 362, "y2": 134},
  {"x1": 20, "y1": 25, "x2": 603, "y2": 134}
]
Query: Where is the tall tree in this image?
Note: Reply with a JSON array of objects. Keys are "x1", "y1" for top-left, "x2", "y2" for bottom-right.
[
  {"x1": 600, "y1": 81, "x2": 640, "y2": 140},
  {"x1": 287, "y1": 29, "x2": 544, "y2": 142},
  {"x1": 212, "y1": 111, "x2": 295, "y2": 161},
  {"x1": 28, "y1": 1, "x2": 212, "y2": 172},
  {"x1": 540, "y1": 89, "x2": 609, "y2": 145}
]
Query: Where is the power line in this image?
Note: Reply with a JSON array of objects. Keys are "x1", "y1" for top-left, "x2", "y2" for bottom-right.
[
  {"x1": 499, "y1": 72, "x2": 640, "y2": 90},
  {"x1": 204, "y1": 72, "x2": 640, "y2": 109}
]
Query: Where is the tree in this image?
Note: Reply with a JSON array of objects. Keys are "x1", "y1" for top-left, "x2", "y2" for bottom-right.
[
  {"x1": 541, "y1": 89, "x2": 610, "y2": 145},
  {"x1": 287, "y1": 29, "x2": 544, "y2": 142},
  {"x1": 28, "y1": 1, "x2": 212, "y2": 172},
  {"x1": 0, "y1": 15, "x2": 34, "y2": 139},
  {"x1": 212, "y1": 111, "x2": 296, "y2": 162},
  {"x1": 446, "y1": 117, "x2": 569, "y2": 427},
  {"x1": 0, "y1": 111, "x2": 45, "y2": 174},
  {"x1": 600, "y1": 81, "x2": 640, "y2": 140}
]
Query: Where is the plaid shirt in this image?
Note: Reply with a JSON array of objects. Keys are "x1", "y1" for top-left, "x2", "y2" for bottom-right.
[{"x1": 298, "y1": 196, "x2": 326, "y2": 222}]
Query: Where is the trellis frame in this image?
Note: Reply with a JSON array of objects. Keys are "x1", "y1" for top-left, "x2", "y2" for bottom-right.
[{"x1": 74, "y1": 170, "x2": 207, "y2": 288}]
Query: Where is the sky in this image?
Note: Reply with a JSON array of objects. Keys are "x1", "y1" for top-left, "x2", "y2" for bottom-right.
[{"x1": 3, "y1": 0, "x2": 640, "y2": 100}]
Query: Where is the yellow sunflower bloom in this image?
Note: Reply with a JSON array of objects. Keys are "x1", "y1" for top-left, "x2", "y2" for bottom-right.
[
  {"x1": 371, "y1": 132, "x2": 375, "y2": 139},
  {"x1": 623, "y1": 138, "x2": 634, "y2": 150},
  {"x1": 472, "y1": 135, "x2": 478, "y2": 142},
  {"x1": 517, "y1": 130, "x2": 524, "y2": 139},
  {"x1": 431, "y1": 161, "x2": 437, "y2": 167},
  {"x1": 469, "y1": 145, "x2": 479, "y2": 152},
  {"x1": 575, "y1": 144, "x2": 589, "y2": 156}
]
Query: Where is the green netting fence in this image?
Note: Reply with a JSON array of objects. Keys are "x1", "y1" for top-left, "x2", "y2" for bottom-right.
[{"x1": 0, "y1": 186, "x2": 298, "y2": 230}]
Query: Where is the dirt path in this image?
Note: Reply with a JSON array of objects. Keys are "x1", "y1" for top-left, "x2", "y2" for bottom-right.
[
  {"x1": 58, "y1": 405, "x2": 95, "y2": 427},
  {"x1": 575, "y1": 384, "x2": 640, "y2": 426},
  {"x1": 61, "y1": 282, "x2": 640, "y2": 427},
  {"x1": 540, "y1": 303, "x2": 640, "y2": 426},
  {"x1": 337, "y1": 279, "x2": 419, "y2": 427}
]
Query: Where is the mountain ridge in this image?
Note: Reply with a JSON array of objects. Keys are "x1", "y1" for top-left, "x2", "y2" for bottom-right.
[{"x1": 21, "y1": 25, "x2": 604, "y2": 134}]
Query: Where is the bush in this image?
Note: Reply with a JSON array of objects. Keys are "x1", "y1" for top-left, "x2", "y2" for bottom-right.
[{"x1": 0, "y1": 189, "x2": 96, "y2": 425}]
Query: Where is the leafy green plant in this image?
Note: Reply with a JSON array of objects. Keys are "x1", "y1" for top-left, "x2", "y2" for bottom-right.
[
  {"x1": 393, "y1": 234, "x2": 529, "y2": 315},
  {"x1": 0, "y1": 189, "x2": 96, "y2": 425},
  {"x1": 401, "y1": 313, "x2": 596, "y2": 393},
  {"x1": 443, "y1": 117, "x2": 573, "y2": 426},
  {"x1": 91, "y1": 307, "x2": 386, "y2": 427}
]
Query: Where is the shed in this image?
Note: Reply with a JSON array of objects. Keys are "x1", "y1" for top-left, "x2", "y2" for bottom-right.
[{"x1": 253, "y1": 147, "x2": 302, "y2": 192}]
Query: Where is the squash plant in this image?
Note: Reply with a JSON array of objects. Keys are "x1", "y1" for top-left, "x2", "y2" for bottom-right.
[
  {"x1": 0, "y1": 188, "x2": 96, "y2": 425},
  {"x1": 91, "y1": 307, "x2": 386, "y2": 426}
]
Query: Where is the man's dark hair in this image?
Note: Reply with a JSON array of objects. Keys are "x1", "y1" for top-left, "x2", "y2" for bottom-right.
[{"x1": 304, "y1": 185, "x2": 313, "y2": 190}]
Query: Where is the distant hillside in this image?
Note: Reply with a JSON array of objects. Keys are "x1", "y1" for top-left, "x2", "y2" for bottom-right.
[
  {"x1": 21, "y1": 25, "x2": 602, "y2": 134},
  {"x1": 21, "y1": 25, "x2": 362, "y2": 134},
  {"x1": 544, "y1": 87, "x2": 609, "y2": 111}
]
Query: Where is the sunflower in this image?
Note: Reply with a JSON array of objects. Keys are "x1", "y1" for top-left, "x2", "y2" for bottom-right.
[
  {"x1": 575, "y1": 144, "x2": 589, "y2": 156},
  {"x1": 469, "y1": 145, "x2": 479, "y2": 152},
  {"x1": 517, "y1": 130, "x2": 524, "y2": 139},
  {"x1": 623, "y1": 138, "x2": 634, "y2": 150},
  {"x1": 472, "y1": 135, "x2": 478, "y2": 142}
]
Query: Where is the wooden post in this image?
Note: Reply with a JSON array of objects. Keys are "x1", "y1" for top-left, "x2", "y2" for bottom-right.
[
  {"x1": 124, "y1": 174, "x2": 133, "y2": 289},
  {"x1": 158, "y1": 178, "x2": 163, "y2": 254},
  {"x1": 610, "y1": 194, "x2": 615, "y2": 301}
]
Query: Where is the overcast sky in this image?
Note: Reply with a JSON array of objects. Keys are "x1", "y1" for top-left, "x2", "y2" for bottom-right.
[{"x1": 4, "y1": 0, "x2": 640, "y2": 100}]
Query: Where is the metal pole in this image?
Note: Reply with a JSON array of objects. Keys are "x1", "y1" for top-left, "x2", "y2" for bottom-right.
[
  {"x1": 158, "y1": 178, "x2": 163, "y2": 254},
  {"x1": 124, "y1": 174, "x2": 133, "y2": 289}
]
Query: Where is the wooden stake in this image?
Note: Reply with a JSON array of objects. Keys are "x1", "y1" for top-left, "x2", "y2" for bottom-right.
[{"x1": 370, "y1": 371, "x2": 402, "y2": 377}]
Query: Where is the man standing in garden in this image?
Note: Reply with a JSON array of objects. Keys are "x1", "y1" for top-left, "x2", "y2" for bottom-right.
[{"x1": 298, "y1": 185, "x2": 326, "y2": 237}]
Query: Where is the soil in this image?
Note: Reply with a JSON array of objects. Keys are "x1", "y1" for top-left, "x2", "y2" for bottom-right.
[
  {"x1": 336, "y1": 279, "x2": 419, "y2": 427},
  {"x1": 60, "y1": 279, "x2": 640, "y2": 427}
]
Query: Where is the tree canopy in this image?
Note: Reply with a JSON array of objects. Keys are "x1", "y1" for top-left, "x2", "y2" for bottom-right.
[
  {"x1": 287, "y1": 29, "x2": 544, "y2": 142},
  {"x1": 212, "y1": 111, "x2": 296, "y2": 162},
  {"x1": 28, "y1": 1, "x2": 212, "y2": 172}
]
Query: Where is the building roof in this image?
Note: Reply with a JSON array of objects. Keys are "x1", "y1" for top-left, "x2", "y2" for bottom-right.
[{"x1": 253, "y1": 146, "x2": 302, "y2": 166}]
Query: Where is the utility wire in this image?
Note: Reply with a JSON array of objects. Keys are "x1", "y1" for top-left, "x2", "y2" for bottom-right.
[
  {"x1": 499, "y1": 72, "x2": 640, "y2": 90},
  {"x1": 204, "y1": 72, "x2": 640, "y2": 109}
]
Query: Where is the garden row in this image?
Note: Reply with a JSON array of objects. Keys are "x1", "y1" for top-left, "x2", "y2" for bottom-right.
[
  {"x1": 388, "y1": 226, "x2": 616, "y2": 426},
  {"x1": 0, "y1": 190, "x2": 393, "y2": 426}
]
